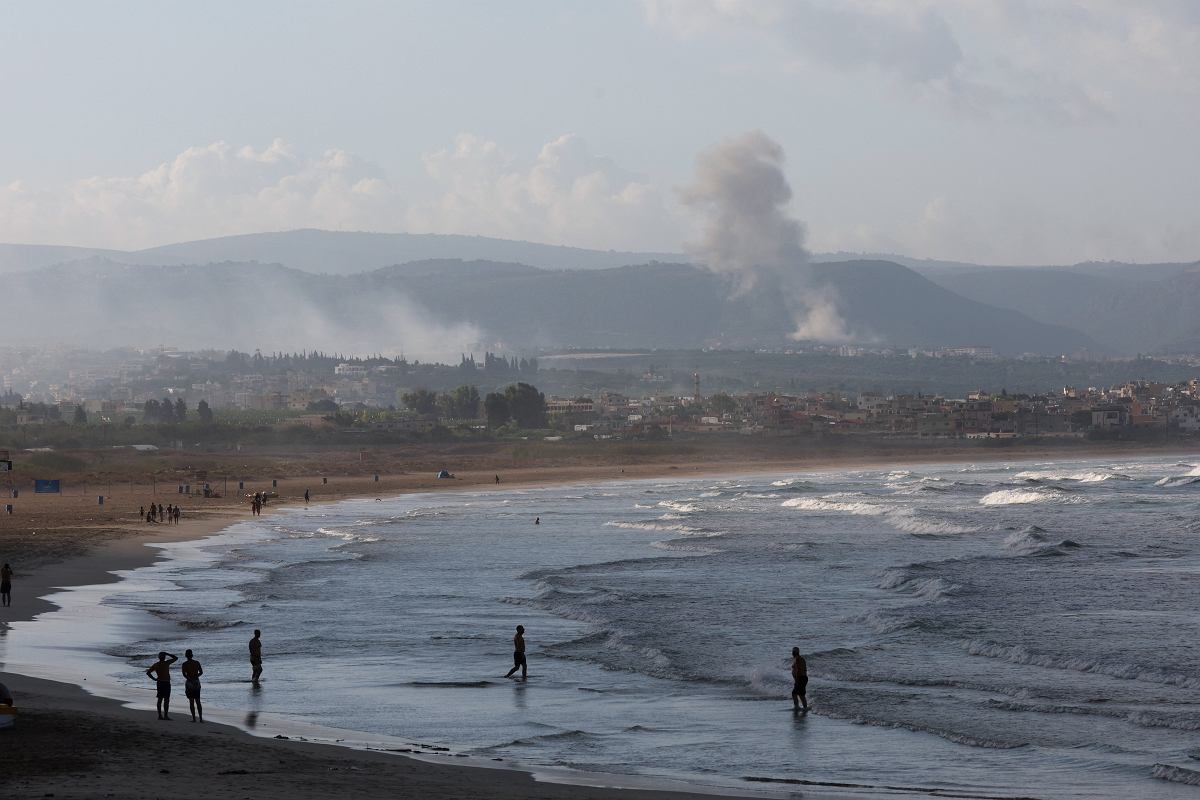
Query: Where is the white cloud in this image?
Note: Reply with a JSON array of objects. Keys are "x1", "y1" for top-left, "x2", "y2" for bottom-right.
[
  {"x1": 0, "y1": 139, "x2": 403, "y2": 249},
  {"x1": 409, "y1": 133, "x2": 681, "y2": 251},
  {"x1": 643, "y1": 0, "x2": 1200, "y2": 123},
  {"x1": 0, "y1": 135, "x2": 683, "y2": 253}
]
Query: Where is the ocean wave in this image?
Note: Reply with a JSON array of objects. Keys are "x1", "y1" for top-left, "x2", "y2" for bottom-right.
[
  {"x1": 886, "y1": 510, "x2": 978, "y2": 536},
  {"x1": 1153, "y1": 764, "x2": 1200, "y2": 785},
  {"x1": 657, "y1": 500, "x2": 700, "y2": 513},
  {"x1": 965, "y1": 640, "x2": 1200, "y2": 689},
  {"x1": 649, "y1": 539, "x2": 723, "y2": 554},
  {"x1": 813, "y1": 706, "x2": 1027, "y2": 749},
  {"x1": 978, "y1": 487, "x2": 1081, "y2": 506},
  {"x1": 603, "y1": 520, "x2": 718, "y2": 536},
  {"x1": 1014, "y1": 470, "x2": 1129, "y2": 483},
  {"x1": 878, "y1": 569, "x2": 961, "y2": 601},
  {"x1": 480, "y1": 729, "x2": 605, "y2": 750},
  {"x1": 853, "y1": 609, "x2": 919, "y2": 634},
  {"x1": 781, "y1": 497, "x2": 888, "y2": 516},
  {"x1": 1002, "y1": 527, "x2": 1081, "y2": 556},
  {"x1": 1155, "y1": 475, "x2": 1200, "y2": 488},
  {"x1": 737, "y1": 492, "x2": 781, "y2": 500}
]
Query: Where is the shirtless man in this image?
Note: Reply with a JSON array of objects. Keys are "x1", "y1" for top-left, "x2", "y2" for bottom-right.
[
  {"x1": 505, "y1": 625, "x2": 527, "y2": 679},
  {"x1": 249, "y1": 629, "x2": 263, "y2": 683},
  {"x1": 146, "y1": 651, "x2": 179, "y2": 720},
  {"x1": 791, "y1": 647, "x2": 810, "y2": 712},
  {"x1": 181, "y1": 649, "x2": 204, "y2": 722}
]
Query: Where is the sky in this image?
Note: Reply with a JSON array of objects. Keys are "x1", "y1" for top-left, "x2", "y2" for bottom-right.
[{"x1": 0, "y1": 0, "x2": 1197, "y2": 265}]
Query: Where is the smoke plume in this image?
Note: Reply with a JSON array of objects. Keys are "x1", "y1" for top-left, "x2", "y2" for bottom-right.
[{"x1": 680, "y1": 131, "x2": 855, "y2": 343}]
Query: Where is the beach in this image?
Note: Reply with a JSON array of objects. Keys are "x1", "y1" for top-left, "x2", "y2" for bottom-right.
[{"x1": 4, "y1": 441, "x2": 1200, "y2": 798}]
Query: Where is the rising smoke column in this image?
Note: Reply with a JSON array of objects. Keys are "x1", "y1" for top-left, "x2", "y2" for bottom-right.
[{"x1": 680, "y1": 131, "x2": 854, "y2": 342}]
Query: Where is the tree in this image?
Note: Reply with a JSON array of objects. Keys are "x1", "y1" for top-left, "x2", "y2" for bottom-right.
[
  {"x1": 143, "y1": 399, "x2": 161, "y2": 423},
  {"x1": 305, "y1": 398, "x2": 338, "y2": 414},
  {"x1": 504, "y1": 382, "x2": 547, "y2": 429},
  {"x1": 484, "y1": 392, "x2": 510, "y2": 428},
  {"x1": 73, "y1": 405, "x2": 88, "y2": 425},
  {"x1": 174, "y1": 398, "x2": 187, "y2": 422},
  {"x1": 402, "y1": 388, "x2": 439, "y2": 415},
  {"x1": 162, "y1": 397, "x2": 175, "y2": 423},
  {"x1": 197, "y1": 399, "x2": 214, "y2": 424},
  {"x1": 446, "y1": 385, "x2": 481, "y2": 419}
]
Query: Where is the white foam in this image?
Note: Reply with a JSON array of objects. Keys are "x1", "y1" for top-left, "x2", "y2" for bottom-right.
[
  {"x1": 1015, "y1": 469, "x2": 1127, "y2": 483},
  {"x1": 781, "y1": 497, "x2": 888, "y2": 516},
  {"x1": 657, "y1": 500, "x2": 700, "y2": 513},
  {"x1": 979, "y1": 488, "x2": 1077, "y2": 506},
  {"x1": 604, "y1": 520, "x2": 708, "y2": 535}
]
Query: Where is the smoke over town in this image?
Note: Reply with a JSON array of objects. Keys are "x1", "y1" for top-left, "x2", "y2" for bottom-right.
[{"x1": 680, "y1": 130, "x2": 856, "y2": 343}]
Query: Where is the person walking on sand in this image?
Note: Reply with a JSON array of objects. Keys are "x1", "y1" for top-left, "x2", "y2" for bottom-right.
[
  {"x1": 1, "y1": 562, "x2": 13, "y2": 607},
  {"x1": 505, "y1": 625, "x2": 527, "y2": 679},
  {"x1": 146, "y1": 651, "x2": 179, "y2": 720},
  {"x1": 791, "y1": 647, "x2": 810, "y2": 712},
  {"x1": 304, "y1": 488, "x2": 310, "y2": 505},
  {"x1": 181, "y1": 649, "x2": 204, "y2": 722},
  {"x1": 249, "y1": 629, "x2": 264, "y2": 683}
]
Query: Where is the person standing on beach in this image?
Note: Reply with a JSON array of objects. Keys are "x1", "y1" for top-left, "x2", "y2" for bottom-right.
[
  {"x1": 791, "y1": 647, "x2": 810, "y2": 712},
  {"x1": 505, "y1": 625, "x2": 527, "y2": 679},
  {"x1": 1, "y1": 562, "x2": 12, "y2": 607},
  {"x1": 249, "y1": 629, "x2": 264, "y2": 683},
  {"x1": 304, "y1": 488, "x2": 310, "y2": 505},
  {"x1": 181, "y1": 649, "x2": 204, "y2": 722},
  {"x1": 146, "y1": 651, "x2": 179, "y2": 720}
]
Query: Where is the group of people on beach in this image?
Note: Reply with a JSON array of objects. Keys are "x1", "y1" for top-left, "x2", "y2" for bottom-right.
[
  {"x1": 141, "y1": 503, "x2": 181, "y2": 524},
  {"x1": 139, "y1": 621, "x2": 808, "y2": 723},
  {"x1": 144, "y1": 629, "x2": 265, "y2": 722},
  {"x1": 250, "y1": 492, "x2": 270, "y2": 516}
]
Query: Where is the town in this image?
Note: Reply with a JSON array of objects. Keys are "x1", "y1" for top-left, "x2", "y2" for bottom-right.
[{"x1": 2, "y1": 345, "x2": 1199, "y2": 446}]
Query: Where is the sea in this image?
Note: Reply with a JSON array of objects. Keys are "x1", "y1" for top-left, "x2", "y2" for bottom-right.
[{"x1": 6, "y1": 453, "x2": 1200, "y2": 798}]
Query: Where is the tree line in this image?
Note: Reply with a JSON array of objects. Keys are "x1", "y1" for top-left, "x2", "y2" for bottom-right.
[{"x1": 401, "y1": 382, "x2": 547, "y2": 429}]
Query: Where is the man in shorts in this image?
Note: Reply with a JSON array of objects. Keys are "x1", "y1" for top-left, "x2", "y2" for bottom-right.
[
  {"x1": 791, "y1": 647, "x2": 810, "y2": 712},
  {"x1": 505, "y1": 625, "x2": 527, "y2": 679},
  {"x1": 181, "y1": 649, "x2": 204, "y2": 722},
  {"x1": 146, "y1": 651, "x2": 179, "y2": 720},
  {"x1": 249, "y1": 629, "x2": 263, "y2": 683}
]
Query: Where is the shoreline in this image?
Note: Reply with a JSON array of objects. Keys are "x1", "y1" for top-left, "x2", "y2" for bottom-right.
[{"x1": 3, "y1": 443, "x2": 1198, "y2": 798}]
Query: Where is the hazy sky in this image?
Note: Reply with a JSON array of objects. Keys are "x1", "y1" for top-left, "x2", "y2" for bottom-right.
[{"x1": 1, "y1": 0, "x2": 1197, "y2": 264}]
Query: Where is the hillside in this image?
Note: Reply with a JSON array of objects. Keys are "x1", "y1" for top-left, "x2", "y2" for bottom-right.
[
  {"x1": 3, "y1": 257, "x2": 1099, "y2": 357},
  {"x1": 929, "y1": 263, "x2": 1200, "y2": 354}
]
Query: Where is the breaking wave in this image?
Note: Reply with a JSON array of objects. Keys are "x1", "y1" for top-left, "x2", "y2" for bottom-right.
[
  {"x1": 781, "y1": 497, "x2": 888, "y2": 516},
  {"x1": 1014, "y1": 470, "x2": 1129, "y2": 483},
  {"x1": 979, "y1": 487, "x2": 1080, "y2": 506},
  {"x1": 965, "y1": 640, "x2": 1200, "y2": 689}
]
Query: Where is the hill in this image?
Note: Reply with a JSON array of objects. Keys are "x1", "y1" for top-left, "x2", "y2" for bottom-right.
[{"x1": 2, "y1": 257, "x2": 1099, "y2": 357}]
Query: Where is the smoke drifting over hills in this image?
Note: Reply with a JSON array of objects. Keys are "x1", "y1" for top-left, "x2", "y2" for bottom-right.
[{"x1": 680, "y1": 131, "x2": 856, "y2": 343}]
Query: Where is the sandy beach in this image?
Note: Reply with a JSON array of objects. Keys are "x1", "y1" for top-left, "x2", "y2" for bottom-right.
[{"x1": 3, "y1": 440, "x2": 1195, "y2": 798}]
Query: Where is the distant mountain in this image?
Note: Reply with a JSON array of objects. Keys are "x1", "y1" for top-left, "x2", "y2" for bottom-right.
[
  {"x1": 0, "y1": 243, "x2": 121, "y2": 273},
  {"x1": 2, "y1": 256, "x2": 1099, "y2": 357},
  {"x1": 112, "y1": 229, "x2": 680, "y2": 275},
  {"x1": 925, "y1": 262, "x2": 1200, "y2": 354}
]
